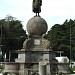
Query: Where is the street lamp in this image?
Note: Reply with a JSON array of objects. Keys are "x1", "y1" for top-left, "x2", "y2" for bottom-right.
[
  {"x1": 0, "y1": 24, "x2": 3, "y2": 62},
  {"x1": 70, "y1": 24, "x2": 73, "y2": 68},
  {"x1": 70, "y1": 24, "x2": 71, "y2": 61}
]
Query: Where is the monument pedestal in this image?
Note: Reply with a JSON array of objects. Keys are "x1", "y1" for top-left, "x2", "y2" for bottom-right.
[{"x1": 2, "y1": 16, "x2": 73, "y2": 75}]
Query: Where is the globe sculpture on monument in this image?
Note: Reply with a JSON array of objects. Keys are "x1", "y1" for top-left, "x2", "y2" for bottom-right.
[{"x1": 27, "y1": 16, "x2": 48, "y2": 36}]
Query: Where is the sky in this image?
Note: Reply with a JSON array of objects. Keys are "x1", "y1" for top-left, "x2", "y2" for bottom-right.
[{"x1": 0, "y1": 0, "x2": 75, "y2": 31}]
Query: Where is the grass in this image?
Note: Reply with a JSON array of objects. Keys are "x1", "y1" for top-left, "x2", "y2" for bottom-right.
[{"x1": 71, "y1": 68, "x2": 75, "y2": 71}]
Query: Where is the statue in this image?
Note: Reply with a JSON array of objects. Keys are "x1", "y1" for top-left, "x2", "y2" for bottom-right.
[{"x1": 32, "y1": 0, "x2": 42, "y2": 16}]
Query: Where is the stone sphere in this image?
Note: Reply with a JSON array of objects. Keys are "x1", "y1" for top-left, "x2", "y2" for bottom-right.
[{"x1": 26, "y1": 16, "x2": 48, "y2": 35}]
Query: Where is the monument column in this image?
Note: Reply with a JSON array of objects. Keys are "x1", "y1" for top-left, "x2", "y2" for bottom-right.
[{"x1": 39, "y1": 62, "x2": 46, "y2": 75}]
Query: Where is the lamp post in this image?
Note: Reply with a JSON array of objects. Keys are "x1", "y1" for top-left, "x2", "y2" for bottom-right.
[
  {"x1": 70, "y1": 24, "x2": 72, "y2": 67},
  {"x1": 0, "y1": 24, "x2": 3, "y2": 62}
]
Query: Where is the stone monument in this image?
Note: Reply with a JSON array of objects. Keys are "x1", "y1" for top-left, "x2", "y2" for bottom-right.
[{"x1": 2, "y1": 0, "x2": 73, "y2": 75}]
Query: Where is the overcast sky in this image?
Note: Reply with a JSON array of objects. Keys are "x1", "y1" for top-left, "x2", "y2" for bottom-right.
[{"x1": 0, "y1": 0, "x2": 75, "y2": 31}]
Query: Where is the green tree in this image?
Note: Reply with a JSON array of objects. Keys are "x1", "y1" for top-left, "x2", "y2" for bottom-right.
[
  {"x1": 0, "y1": 15, "x2": 27, "y2": 61},
  {"x1": 46, "y1": 19, "x2": 75, "y2": 60}
]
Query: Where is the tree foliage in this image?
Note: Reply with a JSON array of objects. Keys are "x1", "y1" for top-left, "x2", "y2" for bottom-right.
[
  {"x1": 46, "y1": 19, "x2": 75, "y2": 59},
  {"x1": 0, "y1": 15, "x2": 27, "y2": 61}
]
